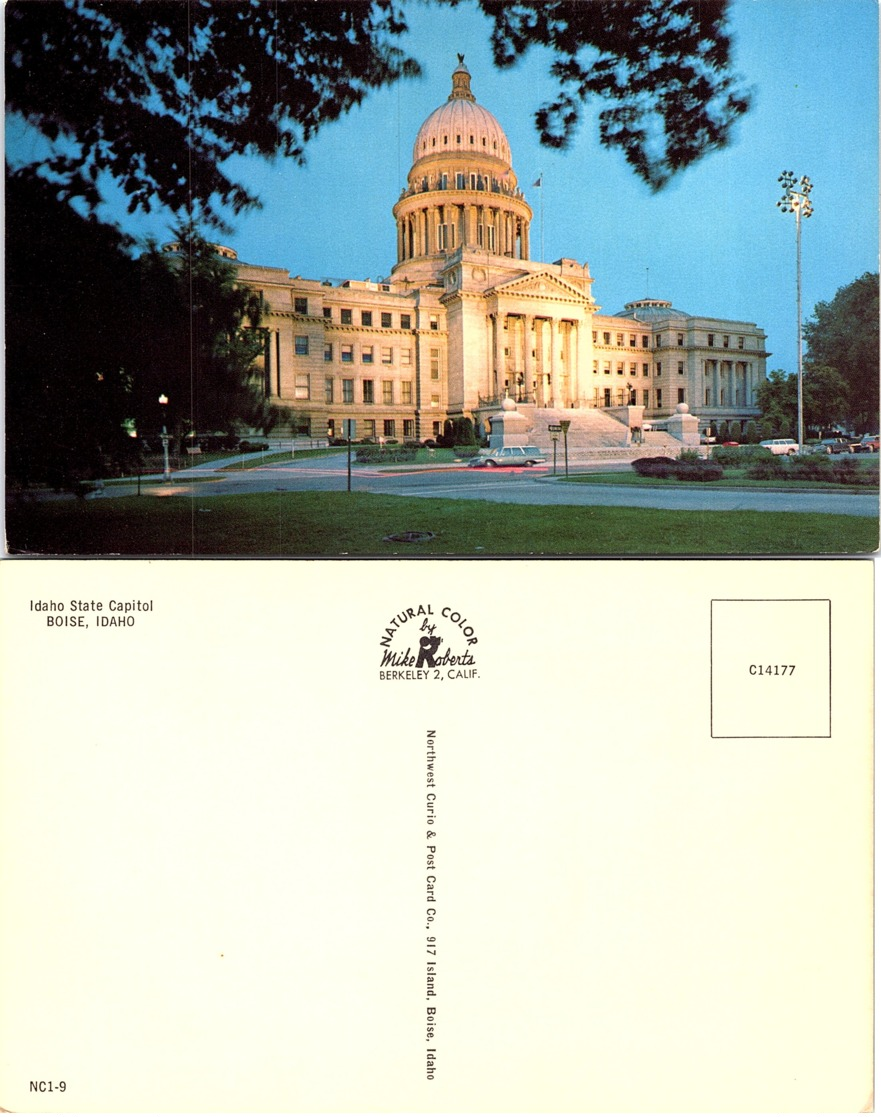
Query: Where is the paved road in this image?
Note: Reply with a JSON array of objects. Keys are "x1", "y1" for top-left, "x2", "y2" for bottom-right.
[{"x1": 101, "y1": 453, "x2": 879, "y2": 518}]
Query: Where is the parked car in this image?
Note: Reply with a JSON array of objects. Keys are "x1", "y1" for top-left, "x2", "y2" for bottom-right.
[
  {"x1": 759, "y1": 438, "x2": 800, "y2": 456},
  {"x1": 855, "y1": 434, "x2": 879, "y2": 453},
  {"x1": 468, "y1": 445, "x2": 547, "y2": 468},
  {"x1": 238, "y1": 439, "x2": 270, "y2": 452},
  {"x1": 817, "y1": 437, "x2": 855, "y2": 454}
]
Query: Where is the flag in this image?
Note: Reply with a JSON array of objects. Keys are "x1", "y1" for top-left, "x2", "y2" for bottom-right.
[{"x1": 532, "y1": 175, "x2": 543, "y2": 188}]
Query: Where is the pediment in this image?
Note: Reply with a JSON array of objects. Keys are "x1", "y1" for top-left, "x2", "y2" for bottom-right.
[{"x1": 488, "y1": 271, "x2": 590, "y2": 304}]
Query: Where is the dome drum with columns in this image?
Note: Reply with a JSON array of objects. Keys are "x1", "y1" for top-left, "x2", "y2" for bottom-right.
[{"x1": 232, "y1": 60, "x2": 769, "y2": 448}]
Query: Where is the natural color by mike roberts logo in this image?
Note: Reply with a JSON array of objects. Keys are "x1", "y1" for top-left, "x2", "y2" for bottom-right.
[{"x1": 379, "y1": 604, "x2": 479, "y2": 681}]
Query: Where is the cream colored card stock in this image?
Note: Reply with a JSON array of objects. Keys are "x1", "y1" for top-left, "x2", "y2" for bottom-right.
[{"x1": 0, "y1": 559, "x2": 873, "y2": 1113}]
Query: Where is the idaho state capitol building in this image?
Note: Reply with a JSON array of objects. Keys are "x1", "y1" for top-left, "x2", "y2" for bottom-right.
[{"x1": 232, "y1": 60, "x2": 769, "y2": 447}]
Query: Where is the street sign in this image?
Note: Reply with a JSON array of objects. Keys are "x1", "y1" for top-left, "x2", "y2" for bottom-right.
[
  {"x1": 548, "y1": 423, "x2": 562, "y2": 432},
  {"x1": 343, "y1": 419, "x2": 357, "y2": 439},
  {"x1": 560, "y1": 420, "x2": 571, "y2": 432}
]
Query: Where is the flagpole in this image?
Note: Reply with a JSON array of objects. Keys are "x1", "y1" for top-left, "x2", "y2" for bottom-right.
[
  {"x1": 540, "y1": 173, "x2": 544, "y2": 262},
  {"x1": 532, "y1": 173, "x2": 544, "y2": 262}
]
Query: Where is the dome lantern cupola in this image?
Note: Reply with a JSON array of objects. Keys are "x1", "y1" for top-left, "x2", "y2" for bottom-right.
[{"x1": 449, "y1": 55, "x2": 476, "y2": 102}]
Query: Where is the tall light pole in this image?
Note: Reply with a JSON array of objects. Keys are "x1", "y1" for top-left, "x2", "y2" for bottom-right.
[{"x1": 776, "y1": 171, "x2": 814, "y2": 448}]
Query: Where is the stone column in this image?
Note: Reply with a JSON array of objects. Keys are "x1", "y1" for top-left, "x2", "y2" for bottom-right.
[
  {"x1": 576, "y1": 320, "x2": 590, "y2": 406},
  {"x1": 712, "y1": 360, "x2": 720, "y2": 406},
  {"x1": 493, "y1": 314, "x2": 506, "y2": 399},
  {"x1": 523, "y1": 315, "x2": 534, "y2": 401},
  {"x1": 549, "y1": 318, "x2": 559, "y2": 407}
]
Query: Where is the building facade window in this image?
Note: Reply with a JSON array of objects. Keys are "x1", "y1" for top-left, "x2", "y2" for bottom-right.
[
  {"x1": 430, "y1": 394, "x2": 440, "y2": 408},
  {"x1": 324, "y1": 377, "x2": 334, "y2": 404},
  {"x1": 401, "y1": 314, "x2": 411, "y2": 329},
  {"x1": 616, "y1": 333, "x2": 624, "y2": 345},
  {"x1": 403, "y1": 419, "x2": 415, "y2": 438},
  {"x1": 341, "y1": 308, "x2": 352, "y2": 325},
  {"x1": 429, "y1": 314, "x2": 439, "y2": 331},
  {"x1": 324, "y1": 343, "x2": 333, "y2": 362},
  {"x1": 342, "y1": 379, "x2": 354, "y2": 403},
  {"x1": 656, "y1": 389, "x2": 662, "y2": 407},
  {"x1": 365, "y1": 419, "x2": 376, "y2": 438},
  {"x1": 361, "y1": 311, "x2": 373, "y2": 327},
  {"x1": 430, "y1": 349, "x2": 440, "y2": 379},
  {"x1": 677, "y1": 388, "x2": 685, "y2": 403},
  {"x1": 295, "y1": 297, "x2": 308, "y2": 314},
  {"x1": 295, "y1": 373, "x2": 310, "y2": 400},
  {"x1": 381, "y1": 346, "x2": 393, "y2": 364},
  {"x1": 642, "y1": 363, "x2": 649, "y2": 377},
  {"x1": 723, "y1": 335, "x2": 730, "y2": 348},
  {"x1": 401, "y1": 381, "x2": 413, "y2": 404},
  {"x1": 323, "y1": 306, "x2": 331, "y2": 319},
  {"x1": 401, "y1": 348, "x2": 412, "y2": 366},
  {"x1": 617, "y1": 363, "x2": 624, "y2": 376},
  {"x1": 381, "y1": 312, "x2": 392, "y2": 328},
  {"x1": 677, "y1": 333, "x2": 684, "y2": 345},
  {"x1": 655, "y1": 362, "x2": 662, "y2": 376},
  {"x1": 707, "y1": 333, "x2": 715, "y2": 346},
  {"x1": 642, "y1": 389, "x2": 649, "y2": 407},
  {"x1": 642, "y1": 335, "x2": 649, "y2": 347},
  {"x1": 383, "y1": 419, "x2": 396, "y2": 438},
  {"x1": 382, "y1": 380, "x2": 394, "y2": 405},
  {"x1": 602, "y1": 331, "x2": 610, "y2": 344},
  {"x1": 603, "y1": 361, "x2": 611, "y2": 375},
  {"x1": 629, "y1": 334, "x2": 636, "y2": 347},
  {"x1": 341, "y1": 344, "x2": 353, "y2": 363},
  {"x1": 362, "y1": 380, "x2": 374, "y2": 404},
  {"x1": 738, "y1": 336, "x2": 745, "y2": 349},
  {"x1": 362, "y1": 346, "x2": 374, "y2": 364},
  {"x1": 678, "y1": 361, "x2": 684, "y2": 374},
  {"x1": 295, "y1": 335, "x2": 309, "y2": 356}
]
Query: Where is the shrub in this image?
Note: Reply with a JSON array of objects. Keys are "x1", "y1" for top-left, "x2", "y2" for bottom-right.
[
  {"x1": 632, "y1": 456, "x2": 722, "y2": 482},
  {"x1": 711, "y1": 444, "x2": 773, "y2": 467},
  {"x1": 354, "y1": 445, "x2": 417, "y2": 464},
  {"x1": 745, "y1": 456, "x2": 786, "y2": 480},
  {"x1": 453, "y1": 445, "x2": 480, "y2": 457}
]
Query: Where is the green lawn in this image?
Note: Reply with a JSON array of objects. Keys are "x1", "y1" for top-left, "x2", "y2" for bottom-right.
[{"x1": 6, "y1": 491, "x2": 877, "y2": 556}]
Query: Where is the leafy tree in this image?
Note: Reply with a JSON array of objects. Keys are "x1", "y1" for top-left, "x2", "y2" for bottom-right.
[
  {"x1": 756, "y1": 369, "x2": 796, "y2": 436},
  {"x1": 743, "y1": 420, "x2": 758, "y2": 444},
  {"x1": 756, "y1": 363, "x2": 849, "y2": 437},
  {"x1": 6, "y1": 167, "x2": 143, "y2": 486},
  {"x1": 133, "y1": 229, "x2": 277, "y2": 440},
  {"x1": 803, "y1": 272, "x2": 879, "y2": 431},
  {"x1": 803, "y1": 364, "x2": 848, "y2": 433},
  {"x1": 6, "y1": 168, "x2": 278, "y2": 485},
  {"x1": 6, "y1": 0, "x2": 752, "y2": 229}
]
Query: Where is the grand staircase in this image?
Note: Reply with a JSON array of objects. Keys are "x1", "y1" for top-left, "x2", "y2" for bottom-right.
[{"x1": 518, "y1": 406, "x2": 684, "y2": 460}]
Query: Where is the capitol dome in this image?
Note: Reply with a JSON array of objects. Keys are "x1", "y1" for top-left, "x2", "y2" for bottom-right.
[
  {"x1": 391, "y1": 58, "x2": 532, "y2": 282},
  {"x1": 413, "y1": 60, "x2": 512, "y2": 166}
]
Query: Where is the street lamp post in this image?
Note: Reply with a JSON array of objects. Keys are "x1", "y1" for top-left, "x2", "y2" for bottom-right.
[
  {"x1": 776, "y1": 171, "x2": 814, "y2": 449},
  {"x1": 158, "y1": 394, "x2": 171, "y2": 481}
]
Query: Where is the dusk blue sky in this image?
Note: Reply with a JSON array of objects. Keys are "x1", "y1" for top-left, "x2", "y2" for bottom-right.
[{"x1": 8, "y1": 0, "x2": 879, "y2": 376}]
